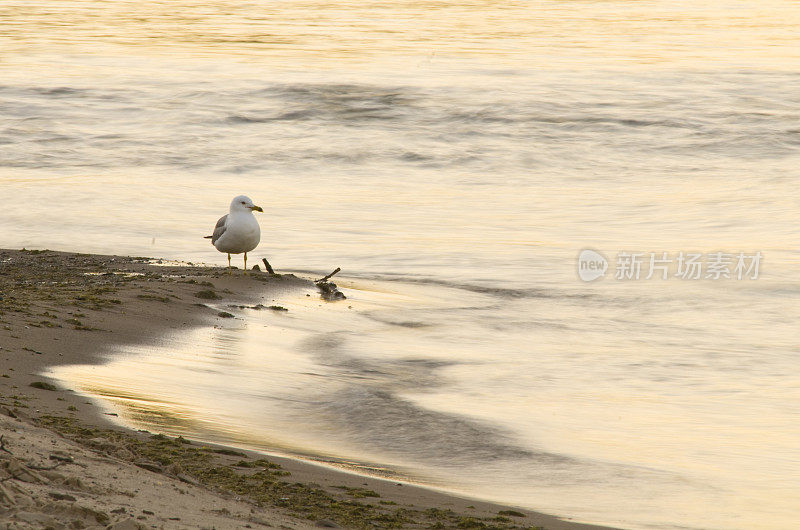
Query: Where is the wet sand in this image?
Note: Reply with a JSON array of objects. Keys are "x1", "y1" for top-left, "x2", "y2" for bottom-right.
[{"x1": 0, "y1": 248, "x2": 616, "y2": 529}]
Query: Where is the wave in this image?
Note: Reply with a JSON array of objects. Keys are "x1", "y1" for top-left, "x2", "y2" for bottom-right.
[{"x1": 296, "y1": 333, "x2": 550, "y2": 465}]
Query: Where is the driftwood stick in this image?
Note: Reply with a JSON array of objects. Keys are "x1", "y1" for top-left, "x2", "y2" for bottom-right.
[
  {"x1": 261, "y1": 258, "x2": 276, "y2": 275},
  {"x1": 314, "y1": 267, "x2": 341, "y2": 283},
  {"x1": 0, "y1": 435, "x2": 12, "y2": 455}
]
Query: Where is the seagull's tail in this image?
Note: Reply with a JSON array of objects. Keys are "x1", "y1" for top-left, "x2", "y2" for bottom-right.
[{"x1": 203, "y1": 236, "x2": 212, "y2": 239}]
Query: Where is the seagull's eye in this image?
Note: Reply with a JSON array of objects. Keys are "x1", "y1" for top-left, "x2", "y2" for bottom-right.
[{"x1": 241, "y1": 201, "x2": 246, "y2": 204}]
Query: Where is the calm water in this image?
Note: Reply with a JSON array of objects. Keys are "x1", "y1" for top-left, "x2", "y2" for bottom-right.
[{"x1": 3, "y1": 2, "x2": 800, "y2": 529}]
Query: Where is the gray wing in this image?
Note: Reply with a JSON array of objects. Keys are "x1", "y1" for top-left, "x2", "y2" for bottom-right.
[{"x1": 210, "y1": 214, "x2": 228, "y2": 244}]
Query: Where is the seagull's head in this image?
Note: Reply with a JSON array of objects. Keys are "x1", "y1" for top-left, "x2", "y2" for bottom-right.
[{"x1": 230, "y1": 195, "x2": 263, "y2": 213}]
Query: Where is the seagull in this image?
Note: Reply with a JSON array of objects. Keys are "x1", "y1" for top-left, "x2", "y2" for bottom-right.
[{"x1": 205, "y1": 195, "x2": 263, "y2": 274}]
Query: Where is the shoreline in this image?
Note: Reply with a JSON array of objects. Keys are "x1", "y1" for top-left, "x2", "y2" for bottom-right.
[{"x1": 0, "y1": 248, "x2": 616, "y2": 529}]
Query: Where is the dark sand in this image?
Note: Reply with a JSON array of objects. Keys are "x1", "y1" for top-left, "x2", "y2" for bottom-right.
[{"x1": 0, "y1": 248, "x2": 617, "y2": 530}]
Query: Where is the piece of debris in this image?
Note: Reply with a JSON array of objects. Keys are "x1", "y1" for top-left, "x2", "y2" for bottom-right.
[
  {"x1": 261, "y1": 258, "x2": 276, "y2": 275},
  {"x1": 314, "y1": 267, "x2": 341, "y2": 283},
  {"x1": 316, "y1": 281, "x2": 346, "y2": 301},
  {"x1": 313, "y1": 267, "x2": 346, "y2": 300}
]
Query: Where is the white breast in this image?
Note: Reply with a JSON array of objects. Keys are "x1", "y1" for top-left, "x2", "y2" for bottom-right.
[{"x1": 213, "y1": 212, "x2": 261, "y2": 254}]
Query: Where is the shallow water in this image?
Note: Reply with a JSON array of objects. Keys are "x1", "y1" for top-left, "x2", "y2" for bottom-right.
[{"x1": 4, "y1": 2, "x2": 800, "y2": 529}]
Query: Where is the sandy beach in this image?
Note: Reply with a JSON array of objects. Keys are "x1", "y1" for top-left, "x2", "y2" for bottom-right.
[
  {"x1": 0, "y1": 248, "x2": 613, "y2": 530},
  {"x1": 3, "y1": 1, "x2": 799, "y2": 527}
]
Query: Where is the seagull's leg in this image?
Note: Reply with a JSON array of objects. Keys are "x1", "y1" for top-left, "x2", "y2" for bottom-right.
[
  {"x1": 243, "y1": 252, "x2": 248, "y2": 275},
  {"x1": 227, "y1": 253, "x2": 232, "y2": 274}
]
